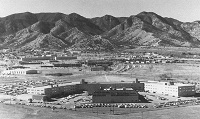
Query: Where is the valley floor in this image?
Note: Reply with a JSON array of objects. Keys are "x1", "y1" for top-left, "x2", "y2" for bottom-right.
[{"x1": 1, "y1": 62, "x2": 200, "y2": 119}]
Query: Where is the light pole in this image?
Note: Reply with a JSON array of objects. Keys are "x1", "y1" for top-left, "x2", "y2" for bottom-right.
[
  {"x1": 141, "y1": 111, "x2": 144, "y2": 119},
  {"x1": 74, "y1": 101, "x2": 76, "y2": 111},
  {"x1": 112, "y1": 105, "x2": 114, "y2": 114},
  {"x1": 110, "y1": 104, "x2": 112, "y2": 114},
  {"x1": 97, "y1": 107, "x2": 98, "y2": 115}
]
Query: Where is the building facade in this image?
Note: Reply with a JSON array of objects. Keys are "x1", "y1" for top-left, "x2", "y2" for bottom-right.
[
  {"x1": 92, "y1": 88, "x2": 139, "y2": 103},
  {"x1": 27, "y1": 82, "x2": 81, "y2": 98},
  {"x1": 27, "y1": 79, "x2": 144, "y2": 102},
  {"x1": 1, "y1": 69, "x2": 39, "y2": 75},
  {"x1": 80, "y1": 79, "x2": 144, "y2": 94},
  {"x1": 144, "y1": 81, "x2": 195, "y2": 97}
]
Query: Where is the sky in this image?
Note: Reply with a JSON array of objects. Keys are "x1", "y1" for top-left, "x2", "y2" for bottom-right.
[{"x1": 0, "y1": 0, "x2": 200, "y2": 22}]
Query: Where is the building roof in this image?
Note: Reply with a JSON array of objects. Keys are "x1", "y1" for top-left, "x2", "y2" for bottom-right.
[
  {"x1": 88, "y1": 81, "x2": 138, "y2": 84},
  {"x1": 104, "y1": 88, "x2": 134, "y2": 91},
  {"x1": 175, "y1": 83, "x2": 194, "y2": 86},
  {"x1": 58, "y1": 82, "x2": 80, "y2": 86},
  {"x1": 1, "y1": 69, "x2": 38, "y2": 74},
  {"x1": 27, "y1": 82, "x2": 80, "y2": 90},
  {"x1": 2, "y1": 69, "x2": 37, "y2": 72},
  {"x1": 145, "y1": 81, "x2": 194, "y2": 87},
  {"x1": 28, "y1": 85, "x2": 51, "y2": 90}
]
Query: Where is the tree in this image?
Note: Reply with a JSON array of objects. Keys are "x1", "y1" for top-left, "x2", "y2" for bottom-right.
[
  {"x1": 148, "y1": 65, "x2": 154, "y2": 72},
  {"x1": 159, "y1": 73, "x2": 172, "y2": 80}
]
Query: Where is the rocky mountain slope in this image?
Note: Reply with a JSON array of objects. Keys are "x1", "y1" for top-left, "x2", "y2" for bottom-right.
[
  {"x1": 91, "y1": 15, "x2": 122, "y2": 32},
  {"x1": 103, "y1": 12, "x2": 200, "y2": 48},
  {"x1": 1, "y1": 11, "x2": 200, "y2": 51}
]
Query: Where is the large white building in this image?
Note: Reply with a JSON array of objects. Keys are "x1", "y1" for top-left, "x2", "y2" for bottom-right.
[
  {"x1": 144, "y1": 81, "x2": 195, "y2": 97},
  {"x1": 27, "y1": 82, "x2": 81, "y2": 98},
  {"x1": 1, "y1": 69, "x2": 39, "y2": 75}
]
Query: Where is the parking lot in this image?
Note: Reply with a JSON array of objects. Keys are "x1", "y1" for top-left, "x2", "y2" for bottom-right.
[{"x1": 1, "y1": 89, "x2": 200, "y2": 117}]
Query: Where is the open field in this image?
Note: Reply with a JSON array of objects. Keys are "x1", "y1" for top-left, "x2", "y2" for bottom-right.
[
  {"x1": 2, "y1": 63, "x2": 200, "y2": 83},
  {"x1": 127, "y1": 46, "x2": 200, "y2": 56}
]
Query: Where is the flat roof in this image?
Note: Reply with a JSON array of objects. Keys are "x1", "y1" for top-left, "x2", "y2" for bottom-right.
[
  {"x1": 2, "y1": 69, "x2": 37, "y2": 72},
  {"x1": 88, "y1": 81, "x2": 138, "y2": 84},
  {"x1": 145, "y1": 81, "x2": 194, "y2": 87},
  {"x1": 58, "y1": 82, "x2": 80, "y2": 86},
  {"x1": 28, "y1": 85, "x2": 51, "y2": 90},
  {"x1": 104, "y1": 88, "x2": 134, "y2": 91},
  {"x1": 175, "y1": 83, "x2": 194, "y2": 86},
  {"x1": 27, "y1": 82, "x2": 80, "y2": 90}
]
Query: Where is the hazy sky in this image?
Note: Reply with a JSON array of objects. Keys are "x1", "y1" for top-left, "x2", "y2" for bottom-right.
[{"x1": 0, "y1": 0, "x2": 199, "y2": 22}]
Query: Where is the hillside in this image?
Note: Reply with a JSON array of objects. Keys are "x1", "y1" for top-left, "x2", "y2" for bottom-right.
[
  {"x1": 91, "y1": 15, "x2": 122, "y2": 32},
  {"x1": 103, "y1": 12, "x2": 200, "y2": 48},
  {"x1": 1, "y1": 11, "x2": 200, "y2": 51}
]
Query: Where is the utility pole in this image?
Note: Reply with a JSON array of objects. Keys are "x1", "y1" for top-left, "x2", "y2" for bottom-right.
[
  {"x1": 110, "y1": 105, "x2": 112, "y2": 114},
  {"x1": 113, "y1": 105, "x2": 114, "y2": 114},
  {"x1": 141, "y1": 111, "x2": 144, "y2": 119},
  {"x1": 92, "y1": 106, "x2": 94, "y2": 113},
  {"x1": 9, "y1": 95, "x2": 11, "y2": 105},
  {"x1": 97, "y1": 107, "x2": 99, "y2": 115},
  {"x1": 74, "y1": 101, "x2": 76, "y2": 111}
]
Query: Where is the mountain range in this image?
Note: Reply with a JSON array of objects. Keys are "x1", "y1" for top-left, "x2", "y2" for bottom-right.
[{"x1": 1, "y1": 11, "x2": 200, "y2": 52}]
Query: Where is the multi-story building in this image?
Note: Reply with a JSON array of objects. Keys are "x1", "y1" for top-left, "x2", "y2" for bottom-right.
[
  {"x1": 27, "y1": 79, "x2": 144, "y2": 101},
  {"x1": 144, "y1": 81, "x2": 195, "y2": 97},
  {"x1": 27, "y1": 82, "x2": 81, "y2": 99},
  {"x1": 92, "y1": 88, "x2": 139, "y2": 103},
  {"x1": 80, "y1": 78, "x2": 144, "y2": 94}
]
